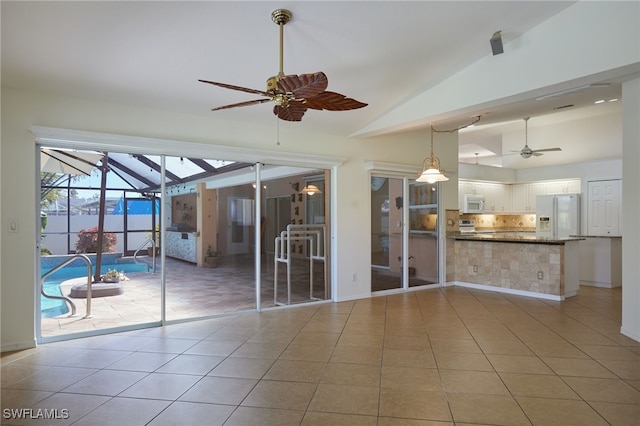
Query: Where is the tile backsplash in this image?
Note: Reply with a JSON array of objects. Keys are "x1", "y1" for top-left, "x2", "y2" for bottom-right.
[
  {"x1": 445, "y1": 210, "x2": 537, "y2": 233},
  {"x1": 459, "y1": 213, "x2": 537, "y2": 232}
]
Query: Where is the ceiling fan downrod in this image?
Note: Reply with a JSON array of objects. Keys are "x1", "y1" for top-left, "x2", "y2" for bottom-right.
[{"x1": 271, "y1": 9, "x2": 292, "y2": 79}]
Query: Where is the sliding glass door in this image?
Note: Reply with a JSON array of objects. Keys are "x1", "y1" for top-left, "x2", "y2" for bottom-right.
[
  {"x1": 38, "y1": 145, "x2": 334, "y2": 343},
  {"x1": 371, "y1": 176, "x2": 404, "y2": 292},
  {"x1": 371, "y1": 175, "x2": 440, "y2": 293},
  {"x1": 38, "y1": 147, "x2": 163, "y2": 341}
]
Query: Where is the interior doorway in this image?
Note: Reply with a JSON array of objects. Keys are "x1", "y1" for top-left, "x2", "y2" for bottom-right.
[
  {"x1": 227, "y1": 197, "x2": 253, "y2": 255},
  {"x1": 265, "y1": 196, "x2": 291, "y2": 254}
]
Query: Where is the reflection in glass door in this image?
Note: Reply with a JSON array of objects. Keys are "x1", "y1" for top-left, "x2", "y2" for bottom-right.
[
  {"x1": 260, "y1": 167, "x2": 330, "y2": 307},
  {"x1": 408, "y1": 181, "x2": 439, "y2": 287},
  {"x1": 265, "y1": 196, "x2": 291, "y2": 254},
  {"x1": 371, "y1": 176, "x2": 404, "y2": 292}
]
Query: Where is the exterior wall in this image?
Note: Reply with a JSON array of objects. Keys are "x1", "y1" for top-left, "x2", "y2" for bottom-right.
[{"x1": 42, "y1": 215, "x2": 154, "y2": 255}]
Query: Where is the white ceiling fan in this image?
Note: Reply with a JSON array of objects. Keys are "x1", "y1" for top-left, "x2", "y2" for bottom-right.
[{"x1": 511, "y1": 117, "x2": 562, "y2": 158}]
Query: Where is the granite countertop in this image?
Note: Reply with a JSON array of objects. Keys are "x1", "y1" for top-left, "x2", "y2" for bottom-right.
[{"x1": 449, "y1": 232, "x2": 585, "y2": 244}]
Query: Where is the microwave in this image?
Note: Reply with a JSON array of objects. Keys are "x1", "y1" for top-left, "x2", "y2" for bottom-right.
[{"x1": 463, "y1": 194, "x2": 485, "y2": 213}]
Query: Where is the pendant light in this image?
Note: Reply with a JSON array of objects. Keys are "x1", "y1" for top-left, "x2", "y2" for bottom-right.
[
  {"x1": 417, "y1": 125, "x2": 449, "y2": 183},
  {"x1": 300, "y1": 183, "x2": 322, "y2": 196}
]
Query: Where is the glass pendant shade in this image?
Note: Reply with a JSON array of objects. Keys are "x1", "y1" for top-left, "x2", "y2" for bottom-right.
[
  {"x1": 301, "y1": 183, "x2": 321, "y2": 195},
  {"x1": 417, "y1": 126, "x2": 448, "y2": 183},
  {"x1": 417, "y1": 165, "x2": 449, "y2": 183}
]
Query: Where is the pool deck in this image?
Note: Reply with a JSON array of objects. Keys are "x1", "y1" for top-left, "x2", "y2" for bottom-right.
[{"x1": 41, "y1": 255, "x2": 327, "y2": 339}]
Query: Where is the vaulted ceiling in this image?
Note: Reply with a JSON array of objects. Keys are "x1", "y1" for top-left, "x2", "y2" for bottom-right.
[{"x1": 2, "y1": 1, "x2": 637, "y2": 170}]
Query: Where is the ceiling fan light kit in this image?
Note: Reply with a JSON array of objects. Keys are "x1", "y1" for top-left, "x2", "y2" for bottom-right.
[{"x1": 199, "y1": 9, "x2": 367, "y2": 122}]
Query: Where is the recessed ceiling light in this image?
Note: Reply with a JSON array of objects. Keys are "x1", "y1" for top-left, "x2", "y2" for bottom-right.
[
  {"x1": 608, "y1": 98, "x2": 619, "y2": 102},
  {"x1": 594, "y1": 99, "x2": 606, "y2": 104}
]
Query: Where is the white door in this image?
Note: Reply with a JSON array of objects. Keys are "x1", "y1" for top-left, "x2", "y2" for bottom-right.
[{"x1": 588, "y1": 180, "x2": 620, "y2": 235}]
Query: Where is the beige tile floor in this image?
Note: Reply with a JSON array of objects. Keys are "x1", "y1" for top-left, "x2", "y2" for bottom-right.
[{"x1": 3, "y1": 285, "x2": 639, "y2": 425}]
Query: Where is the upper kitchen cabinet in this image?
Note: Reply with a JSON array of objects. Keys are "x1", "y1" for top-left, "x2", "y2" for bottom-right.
[
  {"x1": 546, "y1": 179, "x2": 581, "y2": 195},
  {"x1": 458, "y1": 180, "x2": 511, "y2": 213},
  {"x1": 460, "y1": 179, "x2": 582, "y2": 213},
  {"x1": 511, "y1": 183, "x2": 546, "y2": 212},
  {"x1": 481, "y1": 182, "x2": 511, "y2": 213}
]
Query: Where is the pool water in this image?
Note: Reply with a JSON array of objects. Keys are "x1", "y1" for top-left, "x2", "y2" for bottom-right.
[{"x1": 41, "y1": 262, "x2": 149, "y2": 318}]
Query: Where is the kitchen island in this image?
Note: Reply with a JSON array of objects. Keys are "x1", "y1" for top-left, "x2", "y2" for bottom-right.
[{"x1": 448, "y1": 233, "x2": 584, "y2": 300}]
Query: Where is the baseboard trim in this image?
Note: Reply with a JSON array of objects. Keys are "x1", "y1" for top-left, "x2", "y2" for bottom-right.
[
  {"x1": 450, "y1": 281, "x2": 564, "y2": 301},
  {"x1": 334, "y1": 292, "x2": 374, "y2": 303},
  {"x1": 580, "y1": 280, "x2": 621, "y2": 289},
  {"x1": 620, "y1": 327, "x2": 640, "y2": 343},
  {"x1": 1, "y1": 339, "x2": 37, "y2": 353}
]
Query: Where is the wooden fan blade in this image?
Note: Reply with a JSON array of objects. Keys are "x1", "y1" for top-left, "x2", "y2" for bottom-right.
[
  {"x1": 532, "y1": 147, "x2": 562, "y2": 153},
  {"x1": 277, "y1": 72, "x2": 328, "y2": 99},
  {"x1": 274, "y1": 102, "x2": 307, "y2": 121},
  {"x1": 304, "y1": 91, "x2": 368, "y2": 111},
  {"x1": 199, "y1": 79, "x2": 271, "y2": 97},
  {"x1": 212, "y1": 98, "x2": 273, "y2": 111}
]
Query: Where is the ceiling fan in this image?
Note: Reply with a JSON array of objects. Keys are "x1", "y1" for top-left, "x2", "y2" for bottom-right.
[
  {"x1": 512, "y1": 117, "x2": 562, "y2": 158},
  {"x1": 199, "y1": 9, "x2": 367, "y2": 122}
]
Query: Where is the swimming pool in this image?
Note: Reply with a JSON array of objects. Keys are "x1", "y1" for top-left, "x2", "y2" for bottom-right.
[{"x1": 41, "y1": 260, "x2": 149, "y2": 318}]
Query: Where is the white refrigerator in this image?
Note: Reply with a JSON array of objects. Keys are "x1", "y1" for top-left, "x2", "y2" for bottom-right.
[{"x1": 536, "y1": 194, "x2": 580, "y2": 238}]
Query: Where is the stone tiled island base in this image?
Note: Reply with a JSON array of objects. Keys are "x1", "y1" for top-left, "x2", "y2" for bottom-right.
[{"x1": 447, "y1": 238, "x2": 579, "y2": 300}]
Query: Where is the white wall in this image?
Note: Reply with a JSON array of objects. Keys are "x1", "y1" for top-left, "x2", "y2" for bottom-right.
[
  {"x1": 461, "y1": 158, "x2": 622, "y2": 185},
  {"x1": 621, "y1": 77, "x2": 640, "y2": 341},
  {"x1": 515, "y1": 159, "x2": 622, "y2": 183},
  {"x1": 459, "y1": 163, "x2": 517, "y2": 183}
]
